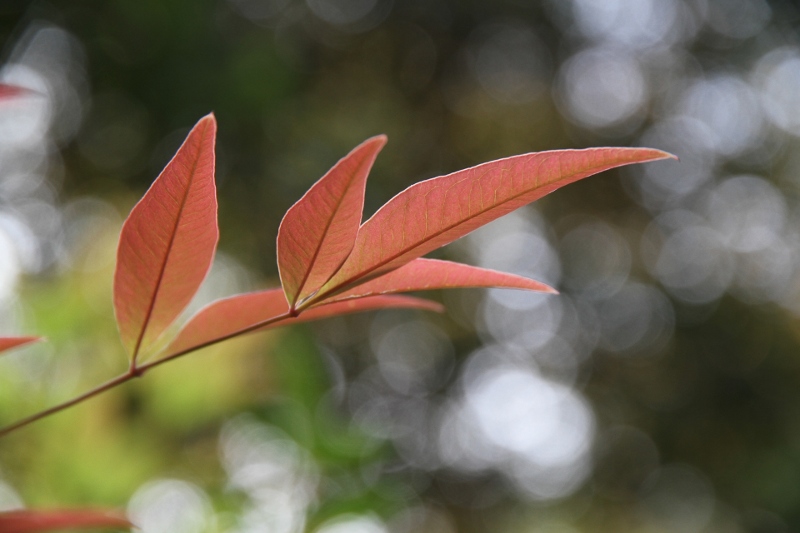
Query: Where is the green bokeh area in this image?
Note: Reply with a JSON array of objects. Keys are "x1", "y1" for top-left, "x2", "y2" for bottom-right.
[{"x1": 2, "y1": 1, "x2": 800, "y2": 532}]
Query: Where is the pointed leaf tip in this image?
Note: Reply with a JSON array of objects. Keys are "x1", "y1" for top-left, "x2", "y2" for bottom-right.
[
  {"x1": 0, "y1": 337, "x2": 41, "y2": 355},
  {"x1": 113, "y1": 114, "x2": 219, "y2": 359},
  {"x1": 0, "y1": 84, "x2": 35, "y2": 101},
  {"x1": 278, "y1": 135, "x2": 387, "y2": 308},
  {"x1": 637, "y1": 148, "x2": 677, "y2": 161},
  {"x1": 317, "y1": 146, "x2": 674, "y2": 298}
]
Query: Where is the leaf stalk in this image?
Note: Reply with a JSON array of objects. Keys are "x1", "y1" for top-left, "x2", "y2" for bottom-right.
[{"x1": 0, "y1": 310, "x2": 294, "y2": 438}]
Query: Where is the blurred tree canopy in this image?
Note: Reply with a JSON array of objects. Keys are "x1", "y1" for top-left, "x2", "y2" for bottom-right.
[{"x1": 3, "y1": 0, "x2": 800, "y2": 532}]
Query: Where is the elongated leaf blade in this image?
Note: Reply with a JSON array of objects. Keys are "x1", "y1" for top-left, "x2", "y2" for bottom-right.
[
  {"x1": 113, "y1": 114, "x2": 218, "y2": 358},
  {"x1": 278, "y1": 135, "x2": 387, "y2": 308},
  {"x1": 166, "y1": 290, "x2": 442, "y2": 356},
  {"x1": 323, "y1": 258, "x2": 555, "y2": 303},
  {"x1": 0, "y1": 337, "x2": 40, "y2": 355},
  {"x1": 167, "y1": 288, "x2": 286, "y2": 355},
  {"x1": 318, "y1": 147, "x2": 674, "y2": 299},
  {"x1": 0, "y1": 509, "x2": 131, "y2": 533}
]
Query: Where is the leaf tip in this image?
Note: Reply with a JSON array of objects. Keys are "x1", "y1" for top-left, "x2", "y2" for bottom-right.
[
  {"x1": 426, "y1": 301, "x2": 446, "y2": 313},
  {"x1": 0, "y1": 84, "x2": 41, "y2": 100},
  {"x1": 0, "y1": 336, "x2": 44, "y2": 355},
  {"x1": 370, "y1": 133, "x2": 388, "y2": 145},
  {"x1": 199, "y1": 112, "x2": 218, "y2": 129},
  {"x1": 361, "y1": 134, "x2": 388, "y2": 153},
  {"x1": 648, "y1": 148, "x2": 679, "y2": 162}
]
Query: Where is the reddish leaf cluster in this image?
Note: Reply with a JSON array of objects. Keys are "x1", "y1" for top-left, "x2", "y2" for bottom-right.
[
  {"x1": 117, "y1": 116, "x2": 671, "y2": 360},
  {"x1": 0, "y1": 107, "x2": 673, "y2": 530},
  {"x1": 0, "y1": 110, "x2": 675, "y2": 371}
]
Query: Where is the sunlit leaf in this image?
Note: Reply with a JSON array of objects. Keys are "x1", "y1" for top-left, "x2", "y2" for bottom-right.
[
  {"x1": 322, "y1": 258, "x2": 555, "y2": 303},
  {"x1": 277, "y1": 135, "x2": 386, "y2": 309},
  {"x1": 0, "y1": 509, "x2": 131, "y2": 533},
  {"x1": 0, "y1": 337, "x2": 41, "y2": 355},
  {"x1": 316, "y1": 147, "x2": 674, "y2": 302},
  {"x1": 166, "y1": 290, "x2": 442, "y2": 356},
  {"x1": 113, "y1": 114, "x2": 218, "y2": 359}
]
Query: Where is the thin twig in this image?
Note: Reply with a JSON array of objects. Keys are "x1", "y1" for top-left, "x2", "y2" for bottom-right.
[
  {"x1": 137, "y1": 311, "x2": 293, "y2": 373},
  {"x1": 0, "y1": 310, "x2": 295, "y2": 438},
  {"x1": 0, "y1": 372, "x2": 135, "y2": 438}
]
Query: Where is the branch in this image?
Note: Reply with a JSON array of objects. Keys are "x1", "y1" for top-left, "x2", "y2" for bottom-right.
[
  {"x1": 0, "y1": 372, "x2": 134, "y2": 439},
  {"x1": 136, "y1": 310, "x2": 293, "y2": 372},
  {"x1": 0, "y1": 311, "x2": 294, "y2": 438}
]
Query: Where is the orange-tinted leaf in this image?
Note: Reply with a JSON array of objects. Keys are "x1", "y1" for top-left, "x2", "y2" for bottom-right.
[
  {"x1": 323, "y1": 258, "x2": 555, "y2": 303},
  {"x1": 317, "y1": 147, "x2": 674, "y2": 300},
  {"x1": 166, "y1": 288, "x2": 286, "y2": 355},
  {"x1": 0, "y1": 337, "x2": 40, "y2": 355},
  {"x1": 166, "y1": 290, "x2": 442, "y2": 356},
  {"x1": 278, "y1": 136, "x2": 387, "y2": 309},
  {"x1": 113, "y1": 114, "x2": 218, "y2": 359},
  {"x1": 0, "y1": 509, "x2": 131, "y2": 533}
]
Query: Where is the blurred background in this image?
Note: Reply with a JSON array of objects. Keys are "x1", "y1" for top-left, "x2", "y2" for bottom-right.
[{"x1": 1, "y1": 0, "x2": 799, "y2": 531}]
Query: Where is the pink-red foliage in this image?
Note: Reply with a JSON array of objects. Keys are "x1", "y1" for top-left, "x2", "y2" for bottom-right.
[
  {"x1": 0, "y1": 337, "x2": 40, "y2": 355},
  {"x1": 0, "y1": 509, "x2": 131, "y2": 533},
  {"x1": 113, "y1": 114, "x2": 218, "y2": 360},
  {"x1": 167, "y1": 290, "x2": 442, "y2": 356},
  {"x1": 0, "y1": 91, "x2": 675, "y2": 527},
  {"x1": 317, "y1": 147, "x2": 672, "y2": 299},
  {"x1": 277, "y1": 135, "x2": 386, "y2": 308},
  {"x1": 324, "y1": 258, "x2": 556, "y2": 303},
  {"x1": 0, "y1": 84, "x2": 31, "y2": 101}
]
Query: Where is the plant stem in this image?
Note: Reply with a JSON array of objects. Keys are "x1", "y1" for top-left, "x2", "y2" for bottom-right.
[
  {"x1": 0, "y1": 372, "x2": 135, "y2": 439},
  {"x1": 0, "y1": 311, "x2": 294, "y2": 438},
  {"x1": 137, "y1": 311, "x2": 293, "y2": 373}
]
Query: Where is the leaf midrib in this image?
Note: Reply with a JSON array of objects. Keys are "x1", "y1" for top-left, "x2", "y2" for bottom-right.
[
  {"x1": 291, "y1": 151, "x2": 371, "y2": 307},
  {"x1": 132, "y1": 120, "x2": 211, "y2": 359}
]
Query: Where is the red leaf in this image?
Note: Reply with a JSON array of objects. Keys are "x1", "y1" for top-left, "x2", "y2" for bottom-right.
[
  {"x1": 0, "y1": 84, "x2": 31, "y2": 101},
  {"x1": 277, "y1": 135, "x2": 386, "y2": 309},
  {"x1": 0, "y1": 337, "x2": 40, "y2": 355},
  {"x1": 316, "y1": 147, "x2": 674, "y2": 301},
  {"x1": 0, "y1": 509, "x2": 131, "y2": 533},
  {"x1": 166, "y1": 290, "x2": 442, "y2": 356},
  {"x1": 113, "y1": 114, "x2": 218, "y2": 359},
  {"x1": 322, "y1": 258, "x2": 555, "y2": 303}
]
